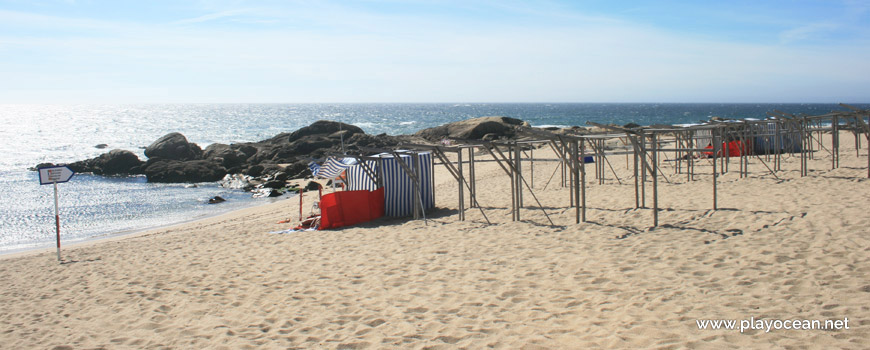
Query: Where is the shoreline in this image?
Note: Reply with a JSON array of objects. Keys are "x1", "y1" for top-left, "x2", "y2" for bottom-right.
[{"x1": 0, "y1": 193, "x2": 293, "y2": 261}]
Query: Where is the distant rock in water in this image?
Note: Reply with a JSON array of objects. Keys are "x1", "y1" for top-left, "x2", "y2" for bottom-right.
[
  {"x1": 43, "y1": 120, "x2": 410, "y2": 186},
  {"x1": 203, "y1": 143, "x2": 250, "y2": 171},
  {"x1": 94, "y1": 144, "x2": 108, "y2": 149},
  {"x1": 244, "y1": 120, "x2": 366, "y2": 164},
  {"x1": 208, "y1": 196, "x2": 226, "y2": 204},
  {"x1": 142, "y1": 159, "x2": 226, "y2": 183},
  {"x1": 67, "y1": 149, "x2": 144, "y2": 176},
  {"x1": 415, "y1": 116, "x2": 526, "y2": 141},
  {"x1": 145, "y1": 132, "x2": 203, "y2": 161}
]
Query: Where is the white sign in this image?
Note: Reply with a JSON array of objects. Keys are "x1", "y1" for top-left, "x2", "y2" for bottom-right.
[
  {"x1": 38, "y1": 166, "x2": 75, "y2": 185},
  {"x1": 37, "y1": 165, "x2": 75, "y2": 262}
]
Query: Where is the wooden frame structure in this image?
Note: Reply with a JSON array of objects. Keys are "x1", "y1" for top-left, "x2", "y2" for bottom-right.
[{"x1": 336, "y1": 105, "x2": 868, "y2": 228}]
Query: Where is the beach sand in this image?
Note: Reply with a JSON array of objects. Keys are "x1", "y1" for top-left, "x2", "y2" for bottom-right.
[{"x1": 1, "y1": 131, "x2": 868, "y2": 349}]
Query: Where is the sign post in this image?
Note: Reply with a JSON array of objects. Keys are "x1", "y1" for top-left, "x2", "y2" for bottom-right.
[{"x1": 38, "y1": 166, "x2": 75, "y2": 262}]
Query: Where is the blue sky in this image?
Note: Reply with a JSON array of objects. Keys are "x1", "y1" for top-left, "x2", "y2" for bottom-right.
[{"x1": 1, "y1": 0, "x2": 868, "y2": 103}]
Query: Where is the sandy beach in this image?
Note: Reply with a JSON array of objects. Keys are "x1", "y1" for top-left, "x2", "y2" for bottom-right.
[{"x1": 1, "y1": 131, "x2": 868, "y2": 349}]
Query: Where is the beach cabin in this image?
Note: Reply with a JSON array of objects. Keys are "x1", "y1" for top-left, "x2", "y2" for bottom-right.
[
  {"x1": 752, "y1": 122, "x2": 802, "y2": 155},
  {"x1": 346, "y1": 152, "x2": 435, "y2": 217}
]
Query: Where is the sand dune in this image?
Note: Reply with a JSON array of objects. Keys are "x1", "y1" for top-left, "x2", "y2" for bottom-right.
[{"x1": 1, "y1": 131, "x2": 868, "y2": 349}]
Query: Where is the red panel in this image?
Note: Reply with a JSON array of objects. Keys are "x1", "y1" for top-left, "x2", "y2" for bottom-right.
[
  {"x1": 319, "y1": 187, "x2": 385, "y2": 230},
  {"x1": 703, "y1": 141, "x2": 749, "y2": 157}
]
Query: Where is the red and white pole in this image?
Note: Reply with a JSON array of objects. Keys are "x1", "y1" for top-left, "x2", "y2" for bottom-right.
[{"x1": 53, "y1": 181, "x2": 61, "y2": 262}]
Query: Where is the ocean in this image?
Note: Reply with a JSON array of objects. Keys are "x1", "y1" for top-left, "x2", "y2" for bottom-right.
[{"x1": 1, "y1": 103, "x2": 865, "y2": 253}]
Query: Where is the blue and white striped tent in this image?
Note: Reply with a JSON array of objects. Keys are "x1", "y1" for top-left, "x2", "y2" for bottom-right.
[
  {"x1": 346, "y1": 152, "x2": 435, "y2": 217},
  {"x1": 309, "y1": 157, "x2": 357, "y2": 179}
]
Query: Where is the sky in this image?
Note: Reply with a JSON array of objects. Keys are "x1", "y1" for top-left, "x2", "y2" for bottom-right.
[{"x1": 0, "y1": 0, "x2": 869, "y2": 103}]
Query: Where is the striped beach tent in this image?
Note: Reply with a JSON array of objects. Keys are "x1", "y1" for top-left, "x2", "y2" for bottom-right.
[
  {"x1": 346, "y1": 152, "x2": 434, "y2": 217},
  {"x1": 309, "y1": 157, "x2": 357, "y2": 179},
  {"x1": 346, "y1": 160, "x2": 379, "y2": 191}
]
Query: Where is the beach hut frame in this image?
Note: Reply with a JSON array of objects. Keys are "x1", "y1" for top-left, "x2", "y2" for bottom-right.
[{"x1": 337, "y1": 105, "x2": 868, "y2": 229}]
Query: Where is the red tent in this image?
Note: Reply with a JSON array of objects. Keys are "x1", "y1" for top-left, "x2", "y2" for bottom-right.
[
  {"x1": 704, "y1": 140, "x2": 750, "y2": 157},
  {"x1": 319, "y1": 187, "x2": 385, "y2": 230}
]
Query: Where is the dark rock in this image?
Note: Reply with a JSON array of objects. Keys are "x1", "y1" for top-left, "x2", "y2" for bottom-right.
[
  {"x1": 66, "y1": 149, "x2": 144, "y2": 176},
  {"x1": 263, "y1": 179, "x2": 286, "y2": 189},
  {"x1": 284, "y1": 161, "x2": 311, "y2": 179},
  {"x1": 203, "y1": 143, "x2": 248, "y2": 169},
  {"x1": 226, "y1": 166, "x2": 243, "y2": 174},
  {"x1": 343, "y1": 133, "x2": 402, "y2": 151},
  {"x1": 235, "y1": 144, "x2": 258, "y2": 158},
  {"x1": 623, "y1": 123, "x2": 641, "y2": 129},
  {"x1": 289, "y1": 138, "x2": 335, "y2": 155},
  {"x1": 261, "y1": 164, "x2": 286, "y2": 176},
  {"x1": 305, "y1": 181, "x2": 322, "y2": 191},
  {"x1": 286, "y1": 120, "x2": 364, "y2": 143},
  {"x1": 253, "y1": 188, "x2": 283, "y2": 198},
  {"x1": 142, "y1": 159, "x2": 227, "y2": 183},
  {"x1": 95, "y1": 144, "x2": 108, "y2": 149},
  {"x1": 30, "y1": 163, "x2": 57, "y2": 171},
  {"x1": 240, "y1": 121, "x2": 367, "y2": 165},
  {"x1": 415, "y1": 116, "x2": 526, "y2": 141},
  {"x1": 245, "y1": 165, "x2": 265, "y2": 177},
  {"x1": 100, "y1": 150, "x2": 145, "y2": 175},
  {"x1": 272, "y1": 172, "x2": 289, "y2": 183},
  {"x1": 144, "y1": 133, "x2": 203, "y2": 161},
  {"x1": 208, "y1": 196, "x2": 226, "y2": 204}
]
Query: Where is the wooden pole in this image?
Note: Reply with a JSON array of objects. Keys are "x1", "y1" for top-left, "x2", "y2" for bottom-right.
[
  {"x1": 581, "y1": 139, "x2": 587, "y2": 223},
  {"x1": 413, "y1": 153, "x2": 421, "y2": 220},
  {"x1": 833, "y1": 116, "x2": 840, "y2": 169},
  {"x1": 573, "y1": 140, "x2": 581, "y2": 224},
  {"x1": 530, "y1": 146, "x2": 534, "y2": 189},
  {"x1": 852, "y1": 117, "x2": 861, "y2": 157},
  {"x1": 509, "y1": 144, "x2": 517, "y2": 221},
  {"x1": 469, "y1": 147, "x2": 477, "y2": 208},
  {"x1": 458, "y1": 148, "x2": 465, "y2": 221},
  {"x1": 738, "y1": 126, "x2": 745, "y2": 178},
  {"x1": 567, "y1": 141, "x2": 574, "y2": 208},
  {"x1": 686, "y1": 131, "x2": 695, "y2": 181},
  {"x1": 712, "y1": 127, "x2": 719, "y2": 211},
  {"x1": 599, "y1": 139, "x2": 606, "y2": 184},
  {"x1": 516, "y1": 142, "x2": 523, "y2": 208},
  {"x1": 553, "y1": 142, "x2": 574, "y2": 189},
  {"x1": 651, "y1": 133, "x2": 659, "y2": 227},
  {"x1": 640, "y1": 134, "x2": 647, "y2": 208},
  {"x1": 724, "y1": 128, "x2": 730, "y2": 174},
  {"x1": 633, "y1": 136, "x2": 640, "y2": 209}
]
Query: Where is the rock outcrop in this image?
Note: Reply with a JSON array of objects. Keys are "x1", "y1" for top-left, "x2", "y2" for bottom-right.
[
  {"x1": 41, "y1": 117, "x2": 533, "y2": 190},
  {"x1": 415, "y1": 116, "x2": 525, "y2": 141},
  {"x1": 66, "y1": 149, "x2": 145, "y2": 176},
  {"x1": 144, "y1": 132, "x2": 203, "y2": 161},
  {"x1": 141, "y1": 159, "x2": 227, "y2": 183}
]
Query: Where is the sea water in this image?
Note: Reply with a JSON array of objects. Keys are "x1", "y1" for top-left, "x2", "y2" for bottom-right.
[{"x1": 1, "y1": 103, "x2": 865, "y2": 253}]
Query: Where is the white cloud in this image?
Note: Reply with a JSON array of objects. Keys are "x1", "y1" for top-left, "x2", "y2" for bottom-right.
[
  {"x1": 172, "y1": 9, "x2": 252, "y2": 25},
  {"x1": 779, "y1": 22, "x2": 840, "y2": 44}
]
